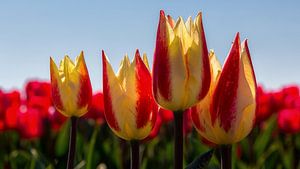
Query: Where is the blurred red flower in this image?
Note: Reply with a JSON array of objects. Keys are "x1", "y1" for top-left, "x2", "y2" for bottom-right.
[
  {"x1": 0, "y1": 90, "x2": 22, "y2": 130},
  {"x1": 25, "y1": 81, "x2": 52, "y2": 118},
  {"x1": 25, "y1": 81, "x2": 51, "y2": 99},
  {"x1": 256, "y1": 86, "x2": 275, "y2": 123},
  {"x1": 48, "y1": 106, "x2": 67, "y2": 131},
  {"x1": 17, "y1": 106, "x2": 43, "y2": 139},
  {"x1": 84, "y1": 92, "x2": 105, "y2": 124},
  {"x1": 277, "y1": 108, "x2": 300, "y2": 134},
  {"x1": 4, "y1": 105, "x2": 19, "y2": 129}
]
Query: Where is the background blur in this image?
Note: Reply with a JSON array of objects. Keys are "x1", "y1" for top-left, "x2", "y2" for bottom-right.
[{"x1": 0, "y1": 0, "x2": 300, "y2": 91}]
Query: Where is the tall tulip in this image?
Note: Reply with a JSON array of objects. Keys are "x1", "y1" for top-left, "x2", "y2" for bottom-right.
[
  {"x1": 102, "y1": 49, "x2": 157, "y2": 169},
  {"x1": 50, "y1": 51, "x2": 92, "y2": 169},
  {"x1": 153, "y1": 10, "x2": 210, "y2": 111},
  {"x1": 191, "y1": 33, "x2": 257, "y2": 169},
  {"x1": 152, "y1": 10, "x2": 211, "y2": 169}
]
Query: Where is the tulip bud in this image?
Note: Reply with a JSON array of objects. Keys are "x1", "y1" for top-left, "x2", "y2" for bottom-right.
[
  {"x1": 102, "y1": 50, "x2": 157, "y2": 140},
  {"x1": 191, "y1": 33, "x2": 257, "y2": 144},
  {"x1": 50, "y1": 51, "x2": 92, "y2": 117},
  {"x1": 152, "y1": 10, "x2": 211, "y2": 111}
]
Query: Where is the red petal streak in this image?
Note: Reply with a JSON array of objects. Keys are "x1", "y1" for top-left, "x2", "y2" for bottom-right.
[
  {"x1": 135, "y1": 50, "x2": 157, "y2": 129},
  {"x1": 77, "y1": 73, "x2": 92, "y2": 110},
  {"x1": 50, "y1": 60, "x2": 64, "y2": 112},
  {"x1": 211, "y1": 33, "x2": 241, "y2": 132},
  {"x1": 197, "y1": 16, "x2": 211, "y2": 100},
  {"x1": 167, "y1": 15, "x2": 175, "y2": 28},
  {"x1": 153, "y1": 10, "x2": 171, "y2": 101},
  {"x1": 102, "y1": 51, "x2": 120, "y2": 131}
]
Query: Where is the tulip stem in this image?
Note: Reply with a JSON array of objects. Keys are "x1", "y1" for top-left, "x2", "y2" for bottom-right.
[
  {"x1": 130, "y1": 140, "x2": 140, "y2": 169},
  {"x1": 220, "y1": 145, "x2": 232, "y2": 169},
  {"x1": 174, "y1": 111, "x2": 183, "y2": 169},
  {"x1": 67, "y1": 116, "x2": 78, "y2": 169}
]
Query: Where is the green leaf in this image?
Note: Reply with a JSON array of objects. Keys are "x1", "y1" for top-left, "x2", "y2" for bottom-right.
[
  {"x1": 254, "y1": 116, "x2": 276, "y2": 157},
  {"x1": 55, "y1": 120, "x2": 70, "y2": 157},
  {"x1": 185, "y1": 149, "x2": 214, "y2": 169},
  {"x1": 86, "y1": 125, "x2": 99, "y2": 169}
]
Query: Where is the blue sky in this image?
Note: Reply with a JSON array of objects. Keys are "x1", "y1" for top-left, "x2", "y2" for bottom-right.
[{"x1": 0, "y1": 0, "x2": 300, "y2": 92}]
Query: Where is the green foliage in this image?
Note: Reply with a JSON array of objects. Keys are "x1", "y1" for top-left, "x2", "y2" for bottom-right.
[{"x1": 0, "y1": 115, "x2": 299, "y2": 168}]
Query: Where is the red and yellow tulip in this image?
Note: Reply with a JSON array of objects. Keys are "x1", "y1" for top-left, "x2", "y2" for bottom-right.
[
  {"x1": 152, "y1": 10, "x2": 211, "y2": 111},
  {"x1": 191, "y1": 33, "x2": 257, "y2": 144},
  {"x1": 102, "y1": 50, "x2": 157, "y2": 140},
  {"x1": 50, "y1": 52, "x2": 92, "y2": 117}
]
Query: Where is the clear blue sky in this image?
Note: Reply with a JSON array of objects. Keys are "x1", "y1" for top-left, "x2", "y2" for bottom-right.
[{"x1": 1, "y1": 0, "x2": 300, "y2": 92}]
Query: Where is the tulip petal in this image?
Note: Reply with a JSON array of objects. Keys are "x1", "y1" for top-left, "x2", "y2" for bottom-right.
[
  {"x1": 232, "y1": 40, "x2": 256, "y2": 140},
  {"x1": 191, "y1": 51, "x2": 222, "y2": 143},
  {"x1": 135, "y1": 50, "x2": 154, "y2": 128},
  {"x1": 50, "y1": 57, "x2": 64, "y2": 113},
  {"x1": 153, "y1": 10, "x2": 173, "y2": 102},
  {"x1": 211, "y1": 33, "x2": 241, "y2": 132},
  {"x1": 75, "y1": 52, "x2": 92, "y2": 116},
  {"x1": 102, "y1": 51, "x2": 121, "y2": 131}
]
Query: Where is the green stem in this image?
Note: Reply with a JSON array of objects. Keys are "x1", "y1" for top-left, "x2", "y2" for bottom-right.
[
  {"x1": 292, "y1": 135, "x2": 299, "y2": 169},
  {"x1": 220, "y1": 145, "x2": 232, "y2": 169},
  {"x1": 86, "y1": 124, "x2": 99, "y2": 169},
  {"x1": 130, "y1": 140, "x2": 140, "y2": 169},
  {"x1": 174, "y1": 111, "x2": 183, "y2": 169},
  {"x1": 66, "y1": 116, "x2": 78, "y2": 169}
]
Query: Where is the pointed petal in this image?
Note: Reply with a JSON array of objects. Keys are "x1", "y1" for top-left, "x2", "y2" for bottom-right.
[
  {"x1": 102, "y1": 51, "x2": 121, "y2": 131},
  {"x1": 50, "y1": 57, "x2": 64, "y2": 113},
  {"x1": 117, "y1": 54, "x2": 130, "y2": 86},
  {"x1": 185, "y1": 16, "x2": 194, "y2": 35},
  {"x1": 135, "y1": 50, "x2": 156, "y2": 129},
  {"x1": 75, "y1": 52, "x2": 92, "y2": 116},
  {"x1": 167, "y1": 14, "x2": 175, "y2": 28},
  {"x1": 231, "y1": 39, "x2": 256, "y2": 140},
  {"x1": 174, "y1": 16, "x2": 192, "y2": 54},
  {"x1": 193, "y1": 12, "x2": 210, "y2": 100},
  {"x1": 211, "y1": 33, "x2": 241, "y2": 132},
  {"x1": 142, "y1": 53, "x2": 150, "y2": 70},
  {"x1": 241, "y1": 40, "x2": 257, "y2": 98},
  {"x1": 153, "y1": 10, "x2": 172, "y2": 102}
]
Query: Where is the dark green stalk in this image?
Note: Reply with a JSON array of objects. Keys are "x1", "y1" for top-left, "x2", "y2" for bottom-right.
[
  {"x1": 66, "y1": 116, "x2": 78, "y2": 169},
  {"x1": 130, "y1": 140, "x2": 140, "y2": 169},
  {"x1": 174, "y1": 111, "x2": 183, "y2": 169},
  {"x1": 220, "y1": 145, "x2": 232, "y2": 169}
]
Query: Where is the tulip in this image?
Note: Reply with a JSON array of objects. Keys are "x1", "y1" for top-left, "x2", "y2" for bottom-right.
[
  {"x1": 102, "y1": 49, "x2": 157, "y2": 169},
  {"x1": 50, "y1": 51, "x2": 92, "y2": 117},
  {"x1": 102, "y1": 49, "x2": 156, "y2": 140},
  {"x1": 191, "y1": 33, "x2": 256, "y2": 144},
  {"x1": 50, "y1": 51, "x2": 92, "y2": 169},
  {"x1": 152, "y1": 10, "x2": 211, "y2": 169},
  {"x1": 153, "y1": 10, "x2": 211, "y2": 111},
  {"x1": 191, "y1": 33, "x2": 256, "y2": 169}
]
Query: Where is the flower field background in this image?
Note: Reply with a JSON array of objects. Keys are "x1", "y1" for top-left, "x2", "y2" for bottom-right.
[{"x1": 0, "y1": 80, "x2": 299, "y2": 169}]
